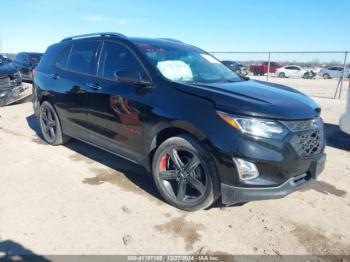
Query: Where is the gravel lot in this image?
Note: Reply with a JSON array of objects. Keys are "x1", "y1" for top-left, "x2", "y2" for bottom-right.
[{"x1": 0, "y1": 80, "x2": 349, "y2": 257}]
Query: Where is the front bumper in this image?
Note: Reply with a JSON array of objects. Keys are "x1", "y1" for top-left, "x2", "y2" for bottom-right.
[
  {"x1": 0, "y1": 84, "x2": 31, "y2": 107},
  {"x1": 221, "y1": 153, "x2": 326, "y2": 205}
]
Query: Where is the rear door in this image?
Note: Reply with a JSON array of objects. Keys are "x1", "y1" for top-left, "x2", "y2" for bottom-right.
[
  {"x1": 51, "y1": 40, "x2": 100, "y2": 140},
  {"x1": 86, "y1": 40, "x2": 151, "y2": 161}
]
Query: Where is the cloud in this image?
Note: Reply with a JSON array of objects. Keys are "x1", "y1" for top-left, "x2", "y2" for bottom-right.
[{"x1": 83, "y1": 15, "x2": 145, "y2": 25}]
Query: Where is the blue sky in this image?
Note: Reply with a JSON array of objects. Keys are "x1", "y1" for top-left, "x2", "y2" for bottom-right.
[{"x1": 1, "y1": 0, "x2": 349, "y2": 61}]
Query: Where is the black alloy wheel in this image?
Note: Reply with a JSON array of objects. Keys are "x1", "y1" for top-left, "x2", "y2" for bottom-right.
[
  {"x1": 153, "y1": 135, "x2": 219, "y2": 211},
  {"x1": 39, "y1": 101, "x2": 69, "y2": 145}
]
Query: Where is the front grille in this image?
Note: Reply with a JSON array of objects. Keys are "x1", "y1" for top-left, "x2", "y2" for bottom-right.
[{"x1": 286, "y1": 118, "x2": 325, "y2": 157}]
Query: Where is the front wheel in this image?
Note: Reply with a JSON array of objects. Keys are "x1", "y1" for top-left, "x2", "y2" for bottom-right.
[
  {"x1": 303, "y1": 72, "x2": 310, "y2": 79},
  {"x1": 152, "y1": 135, "x2": 219, "y2": 211},
  {"x1": 39, "y1": 101, "x2": 69, "y2": 145}
]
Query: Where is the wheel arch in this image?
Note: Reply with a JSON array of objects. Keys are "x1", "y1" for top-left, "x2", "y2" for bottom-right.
[{"x1": 146, "y1": 120, "x2": 211, "y2": 170}]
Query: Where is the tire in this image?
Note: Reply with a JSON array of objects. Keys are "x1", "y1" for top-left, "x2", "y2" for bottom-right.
[
  {"x1": 152, "y1": 135, "x2": 220, "y2": 211},
  {"x1": 323, "y1": 73, "x2": 330, "y2": 79},
  {"x1": 279, "y1": 72, "x2": 286, "y2": 78},
  {"x1": 348, "y1": 75, "x2": 350, "y2": 80},
  {"x1": 303, "y1": 72, "x2": 310, "y2": 79},
  {"x1": 39, "y1": 101, "x2": 69, "y2": 145}
]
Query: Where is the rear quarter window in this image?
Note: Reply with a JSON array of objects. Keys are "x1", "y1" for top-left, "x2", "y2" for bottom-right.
[{"x1": 36, "y1": 44, "x2": 65, "y2": 72}]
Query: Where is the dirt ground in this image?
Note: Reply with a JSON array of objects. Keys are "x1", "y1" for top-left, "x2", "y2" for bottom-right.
[{"x1": 0, "y1": 79, "x2": 350, "y2": 257}]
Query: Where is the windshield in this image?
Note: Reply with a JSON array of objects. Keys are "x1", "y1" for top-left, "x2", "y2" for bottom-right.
[
  {"x1": 136, "y1": 41, "x2": 242, "y2": 83},
  {"x1": 0, "y1": 55, "x2": 9, "y2": 65}
]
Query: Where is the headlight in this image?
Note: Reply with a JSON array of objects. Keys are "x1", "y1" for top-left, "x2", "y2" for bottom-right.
[
  {"x1": 217, "y1": 111, "x2": 288, "y2": 139},
  {"x1": 0, "y1": 91, "x2": 8, "y2": 98}
]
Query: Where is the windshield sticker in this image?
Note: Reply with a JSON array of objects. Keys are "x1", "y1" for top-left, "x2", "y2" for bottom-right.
[
  {"x1": 157, "y1": 60, "x2": 193, "y2": 81},
  {"x1": 200, "y1": 54, "x2": 220, "y2": 64}
]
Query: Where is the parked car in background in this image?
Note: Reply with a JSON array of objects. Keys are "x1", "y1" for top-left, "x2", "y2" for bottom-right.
[
  {"x1": 275, "y1": 65, "x2": 314, "y2": 78},
  {"x1": 340, "y1": 82, "x2": 350, "y2": 135},
  {"x1": 33, "y1": 32, "x2": 326, "y2": 211},
  {"x1": 11, "y1": 52, "x2": 43, "y2": 82},
  {"x1": 249, "y1": 61, "x2": 282, "y2": 75},
  {"x1": 0, "y1": 54, "x2": 12, "y2": 63},
  {"x1": 221, "y1": 61, "x2": 248, "y2": 76},
  {"x1": 319, "y1": 66, "x2": 350, "y2": 79},
  {"x1": 0, "y1": 55, "x2": 25, "y2": 106}
]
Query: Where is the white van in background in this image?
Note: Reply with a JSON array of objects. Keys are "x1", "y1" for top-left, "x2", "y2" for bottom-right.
[{"x1": 340, "y1": 81, "x2": 350, "y2": 135}]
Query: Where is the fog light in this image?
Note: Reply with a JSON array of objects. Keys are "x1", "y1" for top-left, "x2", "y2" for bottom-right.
[{"x1": 233, "y1": 158, "x2": 259, "y2": 180}]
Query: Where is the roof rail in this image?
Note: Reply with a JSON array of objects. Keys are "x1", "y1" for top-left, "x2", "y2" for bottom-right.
[
  {"x1": 158, "y1": 38, "x2": 184, "y2": 44},
  {"x1": 61, "y1": 32, "x2": 126, "y2": 42}
]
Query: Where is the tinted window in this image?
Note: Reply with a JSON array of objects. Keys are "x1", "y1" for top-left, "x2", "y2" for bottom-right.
[
  {"x1": 0, "y1": 55, "x2": 10, "y2": 65},
  {"x1": 22, "y1": 54, "x2": 30, "y2": 64},
  {"x1": 29, "y1": 54, "x2": 42, "y2": 66},
  {"x1": 55, "y1": 46, "x2": 71, "y2": 69},
  {"x1": 98, "y1": 41, "x2": 146, "y2": 80},
  {"x1": 66, "y1": 41, "x2": 99, "y2": 74},
  {"x1": 14, "y1": 53, "x2": 24, "y2": 63}
]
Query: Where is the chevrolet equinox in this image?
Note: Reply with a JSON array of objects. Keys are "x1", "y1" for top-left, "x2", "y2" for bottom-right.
[{"x1": 33, "y1": 33, "x2": 326, "y2": 211}]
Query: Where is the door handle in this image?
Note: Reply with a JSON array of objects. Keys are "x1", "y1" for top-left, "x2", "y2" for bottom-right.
[
  {"x1": 87, "y1": 83, "x2": 102, "y2": 90},
  {"x1": 50, "y1": 73, "x2": 59, "y2": 80}
]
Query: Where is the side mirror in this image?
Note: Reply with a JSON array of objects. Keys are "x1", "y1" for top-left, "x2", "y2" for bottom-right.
[{"x1": 115, "y1": 71, "x2": 152, "y2": 87}]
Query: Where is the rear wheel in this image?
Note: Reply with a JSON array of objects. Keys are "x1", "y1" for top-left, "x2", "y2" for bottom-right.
[
  {"x1": 152, "y1": 135, "x2": 219, "y2": 211},
  {"x1": 39, "y1": 101, "x2": 69, "y2": 145},
  {"x1": 279, "y1": 72, "x2": 286, "y2": 78},
  {"x1": 323, "y1": 73, "x2": 330, "y2": 79}
]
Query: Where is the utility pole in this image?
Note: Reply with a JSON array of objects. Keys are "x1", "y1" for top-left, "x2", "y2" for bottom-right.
[{"x1": 338, "y1": 52, "x2": 348, "y2": 99}]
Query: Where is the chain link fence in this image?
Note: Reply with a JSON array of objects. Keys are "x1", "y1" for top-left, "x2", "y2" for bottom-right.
[{"x1": 210, "y1": 51, "x2": 349, "y2": 100}]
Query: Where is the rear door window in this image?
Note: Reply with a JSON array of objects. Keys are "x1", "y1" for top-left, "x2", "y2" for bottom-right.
[
  {"x1": 66, "y1": 41, "x2": 99, "y2": 75},
  {"x1": 29, "y1": 54, "x2": 42, "y2": 66}
]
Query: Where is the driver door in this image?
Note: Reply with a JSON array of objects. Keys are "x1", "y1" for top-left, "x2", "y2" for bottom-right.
[{"x1": 87, "y1": 41, "x2": 151, "y2": 161}]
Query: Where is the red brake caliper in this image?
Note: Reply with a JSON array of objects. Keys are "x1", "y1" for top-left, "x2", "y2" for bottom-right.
[{"x1": 159, "y1": 155, "x2": 168, "y2": 171}]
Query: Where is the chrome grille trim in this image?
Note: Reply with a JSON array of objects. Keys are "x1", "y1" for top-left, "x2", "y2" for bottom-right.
[{"x1": 280, "y1": 118, "x2": 320, "y2": 132}]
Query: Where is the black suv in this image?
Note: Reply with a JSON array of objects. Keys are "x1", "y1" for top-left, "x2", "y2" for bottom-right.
[
  {"x1": 33, "y1": 33, "x2": 326, "y2": 211},
  {"x1": 221, "y1": 60, "x2": 248, "y2": 76},
  {"x1": 12, "y1": 52, "x2": 43, "y2": 82}
]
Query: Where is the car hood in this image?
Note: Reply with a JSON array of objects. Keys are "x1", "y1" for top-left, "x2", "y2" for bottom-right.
[
  {"x1": 0, "y1": 63, "x2": 17, "y2": 75},
  {"x1": 175, "y1": 80, "x2": 320, "y2": 120}
]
